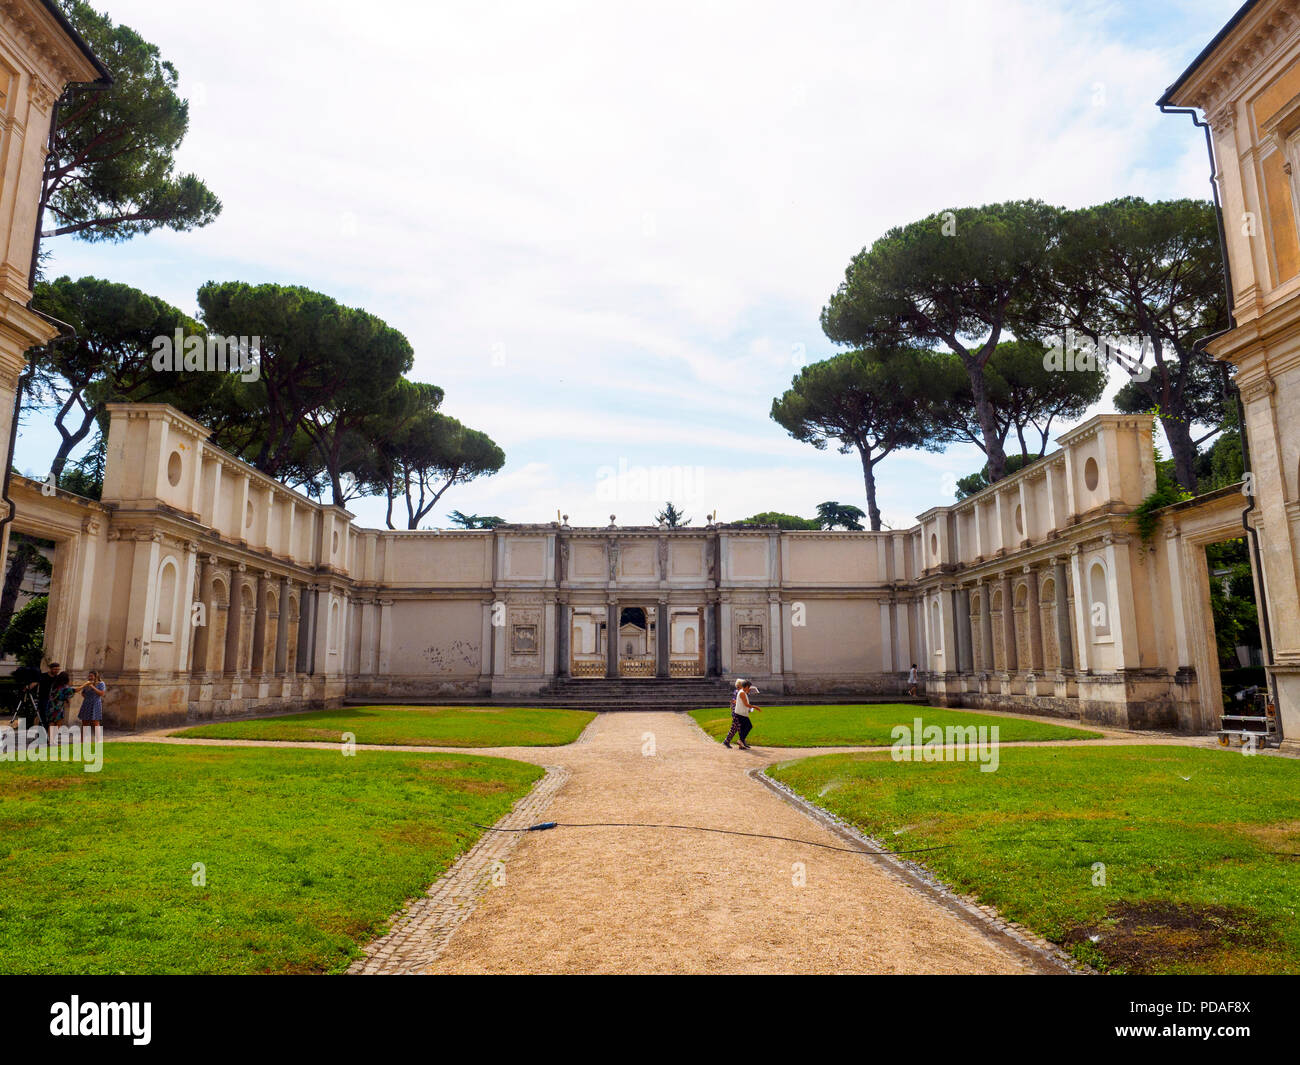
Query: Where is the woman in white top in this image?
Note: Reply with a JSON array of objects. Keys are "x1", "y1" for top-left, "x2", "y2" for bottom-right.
[{"x1": 724, "y1": 679, "x2": 760, "y2": 749}]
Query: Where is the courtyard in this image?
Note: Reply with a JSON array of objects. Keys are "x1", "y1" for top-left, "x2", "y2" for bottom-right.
[
  {"x1": 0, "y1": 0, "x2": 1298, "y2": 1041},
  {"x1": 3, "y1": 702, "x2": 1294, "y2": 976}
]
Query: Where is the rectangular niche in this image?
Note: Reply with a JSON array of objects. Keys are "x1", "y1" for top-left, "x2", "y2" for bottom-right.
[
  {"x1": 511, "y1": 623, "x2": 539, "y2": 654},
  {"x1": 737, "y1": 624, "x2": 764, "y2": 654}
]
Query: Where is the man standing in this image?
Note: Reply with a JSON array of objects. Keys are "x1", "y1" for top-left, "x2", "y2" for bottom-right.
[
  {"x1": 37, "y1": 661, "x2": 60, "y2": 728},
  {"x1": 908, "y1": 663, "x2": 919, "y2": 698}
]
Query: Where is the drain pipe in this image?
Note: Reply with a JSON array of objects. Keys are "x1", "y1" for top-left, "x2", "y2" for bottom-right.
[{"x1": 1158, "y1": 101, "x2": 1279, "y2": 738}]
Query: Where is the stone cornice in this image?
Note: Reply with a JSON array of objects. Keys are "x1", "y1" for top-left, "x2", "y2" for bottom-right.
[
  {"x1": 1165, "y1": 1, "x2": 1300, "y2": 117},
  {"x1": 0, "y1": 0, "x2": 107, "y2": 89}
]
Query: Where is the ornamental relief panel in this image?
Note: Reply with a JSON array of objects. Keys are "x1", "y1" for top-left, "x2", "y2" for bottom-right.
[{"x1": 507, "y1": 606, "x2": 543, "y2": 671}]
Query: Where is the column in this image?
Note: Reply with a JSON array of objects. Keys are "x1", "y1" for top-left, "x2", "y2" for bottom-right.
[
  {"x1": 1000, "y1": 572, "x2": 1018, "y2": 674},
  {"x1": 955, "y1": 587, "x2": 972, "y2": 673},
  {"x1": 481, "y1": 598, "x2": 495, "y2": 681},
  {"x1": 121, "y1": 533, "x2": 161, "y2": 673},
  {"x1": 768, "y1": 593, "x2": 783, "y2": 680},
  {"x1": 1053, "y1": 559, "x2": 1074, "y2": 672},
  {"x1": 377, "y1": 598, "x2": 393, "y2": 675},
  {"x1": 191, "y1": 555, "x2": 217, "y2": 672},
  {"x1": 556, "y1": 600, "x2": 569, "y2": 677},
  {"x1": 706, "y1": 600, "x2": 720, "y2": 677},
  {"x1": 656, "y1": 600, "x2": 669, "y2": 678},
  {"x1": 274, "y1": 576, "x2": 291, "y2": 674},
  {"x1": 296, "y1": 585, "x2": 315, "y2": 674},
  {"x1": 605, "y1": 600, "x2": 618, "y2": 678},
  {"x1": 1068, "y1": 546, "x2": 1090, "y2": 674},
  {"x1": 1103, "y1": 535, "x2": 1141, "y2": 670},
  {"x1": 980, "y1": 581, "x2": 995, "y2": 673},
  {"x1": 223, "y1": 564, "x2": 245, "y2": 675},
  {"x1": 1024, "y1": 566, "x2": 1044, "y2": 672},
  {"x1": 175, "y1": 541, "x2": 200, "y2": 676},
  {"x1": 879, "y1": 600, "x2": 893, "y2": 674},
  {"x1": 312, "y1": 586, "x2": 331, "y2": 676},
  {"x1": 250, "y1": 571, "x2": 270, "y2": 676}
]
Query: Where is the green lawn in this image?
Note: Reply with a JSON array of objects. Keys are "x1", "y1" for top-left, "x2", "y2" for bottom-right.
[
  {"x1": 689, "y1": 703, "x2": 1100, "y2": 746},
  {"x1": 172, "y1": 705, "x2": 596, "y2": 747},
  {"x1": 0, "y1": 743, "x2": 542, "y2": 974},
  {"x1": 769, "y1": 745, "x2": 1300, "y2": 974}
]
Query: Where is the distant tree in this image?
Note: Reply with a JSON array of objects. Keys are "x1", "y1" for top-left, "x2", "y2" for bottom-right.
[
  {"x1": 1035, "y1": 197, "x2": 1230, "y2": 491},
  {"x1": 196, "y1": 282, "x2": 413, "y2": 493},
  {"x1": 0, "y1": 594, "x2": 47, "y2": 668},
  {"x1": 737, "y1": 512, "x2": 821, "y2": 530},
  {"x1": 0, "y1": 534, "x2": 53, "y2": 635},
  {"x1": 954, "y1": 453, "x2": 1041, "y2": 500},
  {"x1": 58, "y1": 448, "x2": 104, "y2": 500},
  {"x1": 771, "y1": 347, "x2": 957, "y2": 530},
  {"x1": 822, "y1": 200, "x2": 1062, "y2": 483},
  {"x1": 28, "y1": 276, "x2": 202, "y2": 481},
  {"x1": 815, "y1": 502, "x2": 866, "y2": 531},
  {"x1": 383, "y1": 411, "x2": 505, "y2": 531},
  {"x1": 655, "y1": 502, "x2": 689, "y2": 527},
  {"x1": 41, "y1": 2, "x2": 220, "y2": 247},
  {"x1": 448, "y1": 511, "x2": 506, "y2": 529},
  {"x1": 1206, "y1": 539, "x2": 1259, "y2": 668},
  {"x1": 982, "y1": 340, "x2": 1105, "y2": 458}
]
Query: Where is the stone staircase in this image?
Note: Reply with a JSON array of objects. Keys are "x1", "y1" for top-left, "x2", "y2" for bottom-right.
[{"x1": 347, "y1": 678, "x2": 922, "y2": 712}]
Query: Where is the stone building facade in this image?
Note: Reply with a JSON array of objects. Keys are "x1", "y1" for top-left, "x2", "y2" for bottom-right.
[
  {"x1": 9, "y1": 403, "x2": 1260, "y2": 739},
  {"x1": 1160, "y1": 0, "x2": 1300, "y2": 745},
  {"x1": 0, "y1": 1, "x2": 109, "y2": 572}
]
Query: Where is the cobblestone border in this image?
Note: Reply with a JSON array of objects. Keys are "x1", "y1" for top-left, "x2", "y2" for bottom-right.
[
  {"x1": 348, "y1": 765, "x2": 569, "y2": 975},
  {"x1": 751, "y1": 766, "x2": 1090, "y2": 975}
]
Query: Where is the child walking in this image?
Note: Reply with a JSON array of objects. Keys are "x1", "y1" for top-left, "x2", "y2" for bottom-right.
[{"x1": 724, "y1": 679, "x2": 760, "y2": 749}]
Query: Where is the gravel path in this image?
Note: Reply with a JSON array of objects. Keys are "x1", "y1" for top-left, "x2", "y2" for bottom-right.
[
  {"x1": 114, "y1": 710, "x2": 1260, "y2": 974},
  {"x1": 410, "y1": 711, "x2": 1043, "y2": 974}
]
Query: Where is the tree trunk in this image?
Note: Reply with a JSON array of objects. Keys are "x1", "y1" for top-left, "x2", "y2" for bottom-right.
[
  {"x1": 0, "y1": 542, "x2": 37, "y2": 634},
  {"x1": 966, "y1": 363, "x2": 1008, "y2": 481},
  {"x1": 1163, "y1": 414, "x2": 1199, "y2": 493},
  {"x1": 858, "y1": 446, "x2": 882, "y2": 531}
]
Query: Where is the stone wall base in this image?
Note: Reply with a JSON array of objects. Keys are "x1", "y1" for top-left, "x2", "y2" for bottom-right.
[
  {"x1": 927, "y1": 669, "x2": 1194, "y2": 731},
  {"x1": 102, "y1": 672, "x2": 346, "y2": 730},
  {"x1": 348, "y1": 674, "x2": 488, "y2": 701},
  {"x1": 777, "y1": 673, "x2": 898, "y2": 696}
]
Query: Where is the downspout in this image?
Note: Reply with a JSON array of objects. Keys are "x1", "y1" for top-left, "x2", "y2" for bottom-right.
[{"x1": 1158, "y1": 101, "x2": 1279, "y2": 737}]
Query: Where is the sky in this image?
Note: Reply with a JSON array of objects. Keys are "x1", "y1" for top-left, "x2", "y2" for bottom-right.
[{"x1": 19, "y1": 0, "x2": 1245, "y2": 530}]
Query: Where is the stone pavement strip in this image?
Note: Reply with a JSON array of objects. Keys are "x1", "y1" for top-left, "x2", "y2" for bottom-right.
[
  {"x1": 341, "y1": 711, "x2": 1070, "y2": 975},
  {"x1": 348, "y1": 765, "x2": 569, "y2": 975}
]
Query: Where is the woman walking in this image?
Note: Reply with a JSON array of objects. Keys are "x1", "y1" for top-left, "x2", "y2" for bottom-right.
[{"x1": 724, "y1": 679, "x2": 760, "y2": 749}]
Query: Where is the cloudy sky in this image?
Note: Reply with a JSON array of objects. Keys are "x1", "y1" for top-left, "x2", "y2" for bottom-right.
[{"x1": 20, "y1": 0, "x2": 1241, "y2": 529}]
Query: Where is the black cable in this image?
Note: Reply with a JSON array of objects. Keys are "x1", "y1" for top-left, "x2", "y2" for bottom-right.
[{"x1": 469, "y1": 820, "x2": 954, "y2": 856}]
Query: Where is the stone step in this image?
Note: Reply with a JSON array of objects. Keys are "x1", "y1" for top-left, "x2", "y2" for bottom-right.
[{"x1": 344, "y1": 693, "x2": 924, "y2": 711}]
